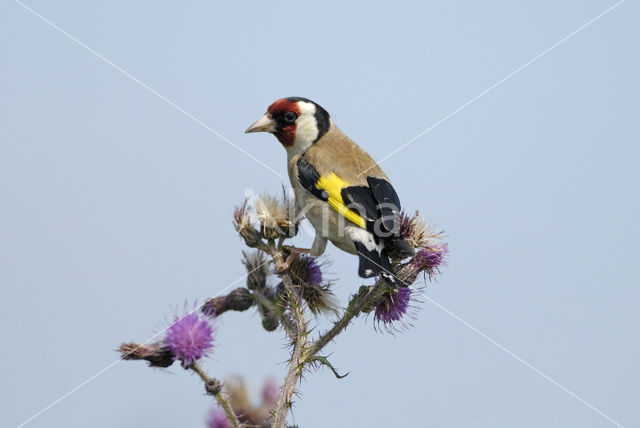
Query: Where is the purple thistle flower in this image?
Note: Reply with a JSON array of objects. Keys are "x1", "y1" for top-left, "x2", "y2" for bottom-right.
[
  {"x1": 289, "y1": 255, "x2": 323, "y2": 285},
  {"x1": 411, "y1": 243, "x2": 448, "y2": 277},
  {"x1": 373, "y1": 286, "x2": 423, "y2": 333},
  {"x1": 201, "y1": 296, "x2": 226, "y2": 318},
  {"x1": 207, "y1": 407, "x2": 231, "y2": 428},
  {"x1": 164, "y1": 313, "x2": 214, "y2": 368},
  {"x1": 398, "y1": 210, "x2": 413, "y2": 240},
  {"x1": 287, "y1": 255, "x2": 336, "y2": 315},
  {"x1": 375, "y1": 287, "x2": 411, "y2": 325},
  {"x1": 305, "y1": 257, "x2": 323, "y2": 284},
  {"x1": 261, "y1": 377, "x2": 279, "y2": 407}
]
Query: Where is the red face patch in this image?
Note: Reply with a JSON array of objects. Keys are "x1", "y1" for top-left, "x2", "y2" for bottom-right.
[{"x1": 267, "y1": 99, "x2": 301, "y2": 147}]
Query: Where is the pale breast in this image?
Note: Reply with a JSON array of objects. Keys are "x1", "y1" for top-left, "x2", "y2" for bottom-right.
[{"x1": 288, "y1": 153, "x2": 357, "y2": 254}]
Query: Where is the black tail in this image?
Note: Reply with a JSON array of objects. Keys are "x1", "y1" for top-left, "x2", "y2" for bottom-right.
[
  {"x1": 387, "y1": 236, "x2": 414, "y2": 257},
  {"x1": 353, "y1": 240, "x2": 397, "y2": 285}
]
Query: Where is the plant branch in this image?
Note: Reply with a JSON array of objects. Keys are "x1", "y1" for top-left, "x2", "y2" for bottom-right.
[
  {"x1": 189, "y1": 363, "x2": 241, "y2": 428},
  {"x1": 306, "y1": 279, "x2": 387, "y2": 358},
  {"x1": 272, "y1": 272, "x2": 308, "y2": 428}
]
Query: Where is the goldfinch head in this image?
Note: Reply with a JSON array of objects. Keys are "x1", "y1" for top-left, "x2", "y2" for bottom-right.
[{"x1": 246, "y1": 97, "x2": 330, "y2": 155}]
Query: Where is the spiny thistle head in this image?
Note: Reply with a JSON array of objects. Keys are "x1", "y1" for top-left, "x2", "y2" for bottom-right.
[
  {"x1": 289, "y1": 255, "x2": 322, "y2": 285},
  {"x1": 256, "y1": 287, "x2": 279, "y2": 332},
  {"x1": 261, "y1": 377, "x2": 279, "y2": 407},
  {"x1": 207, "y1": 407, "x2": 231, "y2": 428},
  {"x1": 224, "y1": 377, "x2": 253, "y2": 424},
  {"x1": 202, "y1": 287, "x2": 255, "y2": 318},
  {"x1": 212, "y1": 376, "x2": 280, "y2": 427},
  {"x1": 411, "y1": 243, "x2": 449, "y2": 278},
  {"x1": 242, "y1": 250, "x2": 271, "y2": 290},
  {"x1": 164, "y1": 313, "x2": 214, "y2": 368},
  {"x1": 301, "y1": 282, "x2": 338, "y2": 316},
  {"x1": 253, "y1": 192, "x2": 297, "y2": 239},
  {"x1": 399, "y1": 210, "x2": 444, "y2": 249},
  {"x1": 289, "y1": 256, "x2": 338, "y2": 315},
  {"x1": 233, "y1": 199, "x2": 263, "y2": 248},
  {"x1": 306, "y1": 257, "x2": 323, "y2": 284},
  {"x1": 373, "y1": 286, "x2": 419, "y2": 333},
  {"x1": 118, "y1": 342, "x2": 174, "y2": 368}
]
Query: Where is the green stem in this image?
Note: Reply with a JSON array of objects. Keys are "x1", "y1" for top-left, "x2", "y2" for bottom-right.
[
  {"x1": 306, "y1": 280, "x2": 386, "y2": 358},
  {"x1": 269, "y1": 246, "x2": 388, "y2": 427},
  {"x1": 272, "y1": 272, "x2": 308, "y2": 428},
  {"x1": 189, "y1": 363, "x2": 241, "y2": 428}
]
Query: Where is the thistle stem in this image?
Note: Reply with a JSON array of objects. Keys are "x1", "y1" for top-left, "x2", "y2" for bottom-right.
[
  {"x1": 189, "y1": 363, "x2": 241, "y2": 428},
  {"x1": 269, "y1": 246, "x2": 388, "y2": 427},
  {"x1": 272, "y1": 272, "x2": 308, "y2": 428},
  {"x1": 306, "y1": 280, "x2": 386, "y2": 358}
]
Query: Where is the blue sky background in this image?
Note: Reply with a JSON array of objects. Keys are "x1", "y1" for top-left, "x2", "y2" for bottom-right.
[{"x1": 1, "y1": 1, "x2": 638, "y2": 427}]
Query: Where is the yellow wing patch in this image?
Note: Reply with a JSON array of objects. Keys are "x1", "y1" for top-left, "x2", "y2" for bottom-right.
[{"x1": 315, "y1": 173, "x2": 367, "y2": 229}]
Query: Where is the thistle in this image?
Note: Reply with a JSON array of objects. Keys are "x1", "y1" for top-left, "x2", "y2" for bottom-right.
[
  {"x1": 164, "y1": 313, "x2": 214, "y2": 368},
  {"x1": 289, "y1": 255, "x2": 338, "y2": 316},
  {"x1": 233, "y1": 199, "x2": 263, "y2": 248},
  {"x1": 411, "y1": 243, "x2": 449, "y2": 279},
  {"x1": 253, "y1": 192, "x2": 297, "y2": 240},
  {"x1": 202, "y1": 288, "x2": 255, "y2": 318},
  {"x1": 242, "y1": 250, "x2": 271, "y2": 291},
  {"x1": 210, "y1": 376, "x2": 280, "y2": 427},
  {"x1": 399, "y1": 210, "x2": 444, "y2": 250},
  {"x1": 207, "y1": 408, "x2": 231, "y2": 428},
  {"x1": 373, "y1": 286, "x2": 419, "y2": 333},
  {"x1": 119, "y1": 190, "x2": 448, "y2": 428},
  {"x1": 118, "y1": 342, "x2": 174, "y2": 368}
]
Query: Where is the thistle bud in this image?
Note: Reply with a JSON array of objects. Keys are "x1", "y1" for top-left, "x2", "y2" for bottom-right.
[
  {"x1": 242, "y1": 250, "x2": 271, "y2": 290},
  {"x1": 205, "y1": 378, "x2": 222, "y2": 395},
  {"x1": 226, "y1": 287, "x2": 255, "y2": 311},
  {"x1": 202, "y1": 288, "x2": 255, "y2": 317},
  {"x1": 118, "y1": 342, "x2": 174, "y2": 368},
  {"x1": 202, "y1": 296, "x2": 226, "y2": 317},
  {"x1": 234, "y1": 199, "x2": 264, "y2": 248},
  {"x1": 261, "y1": 315, "x2": 279, "y2": 332},
  {"x1": 254, "y1": 285, "x2": 279, "y2": 332},
  {"x1": 288, "y1": 256, "x2": 338, "y2": 316}
]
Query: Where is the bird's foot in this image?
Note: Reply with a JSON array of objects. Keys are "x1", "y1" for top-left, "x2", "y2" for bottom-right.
[
  {"x1": 279, "y1": 246, "x2": 311, "y2": 272},
  {"x1": 283, "y1": 245, "x2": 311, "y2": 255}
]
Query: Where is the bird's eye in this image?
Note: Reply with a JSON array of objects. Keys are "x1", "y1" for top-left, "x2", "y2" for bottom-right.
[{"x1": 284, "y1": 111, "x2": 298, "y2": 123}]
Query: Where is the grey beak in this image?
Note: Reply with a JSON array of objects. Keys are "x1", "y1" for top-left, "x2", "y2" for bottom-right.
[{"x1": 245, "y1": 114, "x2": 277, "y2": 133}]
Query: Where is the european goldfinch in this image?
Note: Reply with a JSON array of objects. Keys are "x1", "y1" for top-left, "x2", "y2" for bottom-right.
[{"x1": 246, "y1": 97, "x2": 413, "y2": 283}]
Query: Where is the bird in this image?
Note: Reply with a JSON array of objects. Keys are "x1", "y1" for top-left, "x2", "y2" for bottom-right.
[{"x1": 245, "y1": 97, "x2": 413, "y2": 284}]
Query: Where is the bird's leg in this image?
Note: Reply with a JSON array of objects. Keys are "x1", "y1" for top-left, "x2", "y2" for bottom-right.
[
  {"x1": 279, "y1": 233, "x2": 327, "y2": 271},
  {"x1": 282, "y1": 245, "x2": 311, "y2": 255},
  {"x1": 277, "y1": 245, "x2": 311, "y2": 272},
  {"x1": 309, "y1": 235, "x2": 328, "y2": 257}
]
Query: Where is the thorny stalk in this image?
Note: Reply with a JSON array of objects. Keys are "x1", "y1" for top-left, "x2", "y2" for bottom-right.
[
  {"x1": 265, "y1": 241, "x2": 392, "y2": 427},
  {"x1": 189, "y1": 363, "x2": 241, "y2": 428},
  {"x1": 306, "y1": 280, "x2": 386, "y2": 358},
  {"x1": 272, "y1": 272, "x2": 308, "y2": 428},
  {"x1": 119, "y1": 195, "x2": 446, "y2": 427}
]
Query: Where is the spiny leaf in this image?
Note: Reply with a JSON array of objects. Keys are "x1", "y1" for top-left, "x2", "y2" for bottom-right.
[{"x1": 310, "y1": 355, "x2": 349, "y2": 379}]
